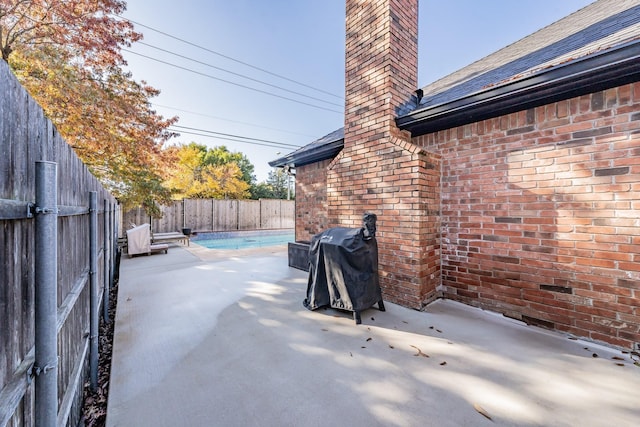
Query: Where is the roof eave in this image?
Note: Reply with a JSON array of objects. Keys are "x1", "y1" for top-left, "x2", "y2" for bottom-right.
[
  {"x1": 396, "y1": 40, "x2": 640, "y2": 136},
  {"x1": 268, "y1": 139, "x2": 344, "y2": 168}
]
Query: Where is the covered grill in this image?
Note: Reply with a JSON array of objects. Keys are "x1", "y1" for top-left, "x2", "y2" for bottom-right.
[{"x1": 303, "y1": 213, "x2": 385, "y2": 324}]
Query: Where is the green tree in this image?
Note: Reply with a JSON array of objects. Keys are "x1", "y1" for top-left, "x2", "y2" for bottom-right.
[
  {"x1": 249, "y1": 182, "x2": 275, "y2": 199},
  {"x1": 265, "y1": 168, "x2": 291, "y2": 200},
  {"x1": 165, "y1": 143, "x2": 251, "y2": 199},
  {"x1": 203, "y1": 145, "x2": 256, "y2": 186}
]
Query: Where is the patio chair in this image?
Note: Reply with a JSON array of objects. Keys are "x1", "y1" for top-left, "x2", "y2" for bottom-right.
[{"x1": 126, "y1": 223, "x2": 169, "y2": 257}]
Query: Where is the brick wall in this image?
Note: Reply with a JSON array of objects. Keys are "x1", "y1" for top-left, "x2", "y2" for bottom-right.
[
  {"x1": 414, "y1": 84, "x2": 640, "y2": 349},
  {"x1": 327, "y1": 0, "x2": 441, "y2": 308},
  {"x1": 295, "y1": 159, "x2": 331, "y2": 241}
]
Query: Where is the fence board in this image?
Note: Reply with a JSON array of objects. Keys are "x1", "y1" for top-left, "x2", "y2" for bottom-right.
[
  {"x1": 238, "y1": 200, "x2": 260, "y2": 230},
  {"x1": 281, "y1": 200, "x2": 295, "y2": 229},
  {"x1": 122, "y1": 199, "x2": 294, "y2": 234},
  {"x1": 0, "y1": 59, "x2": 118, "y2": 427},
  {"x1": 211, "y1": 200, "x2": 235, "y2": 231},
  {"x1": 152, "y1": 200, "x2": 182, "y2": 233},
  {"x1": 260, "y1": 199, "x2": 282, "y2": 229}
]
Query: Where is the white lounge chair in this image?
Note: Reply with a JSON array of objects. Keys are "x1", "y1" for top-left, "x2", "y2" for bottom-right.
[
  {"x1": 152, "y1": 231, "x2": 190, "y2": 246},
  {"x1": 126, "y1": 223, "x2": 169, "y2": 257}
]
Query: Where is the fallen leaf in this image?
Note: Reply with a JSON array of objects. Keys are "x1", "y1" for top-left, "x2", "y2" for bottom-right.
[
  {"x1": 568, "y1": 336, "x2": 578, "y2": 340},
  {"x1": 616, "y1": 363, "x2": 625, "y2": 366},
  {"x1": 361, "y1": 346, "x2": 366, "y2": 349},
  {"x1": 429, "y1": 326, "x2": 434, "y2": 329},
  {"x1": 350, "y1": 352, "x2": 353, "y2": 357},
  {"x1": 410, "y1": 345, "x2": 429, "y2": 358},
  {"x1": 366, "y1": 337, "x2": 372, "y2": 342},
  {"x1": 389, "y1": 345, "x2": 395, "y2": 349},
  {"x1": 612, "y1": 356, "x2": 624, "y2": 361},
  {"x1": 436, "y1": 329, "x2": 442, "y2": 333},
  {"x1": 402, "y1": 321, "x2": 408, "y2": 324},
  {"x1": 473, "y1": 403, "x2": 492, "y2": 421},
  {"x1": 321, "y1": 328, "x2": 328, "y2": 332},
  {"x1": 592, "y1": 353, "x2": 599, "y2": 358},
  {"x1": 440, "y1": 361, "x2": 447, "y2": 366}
]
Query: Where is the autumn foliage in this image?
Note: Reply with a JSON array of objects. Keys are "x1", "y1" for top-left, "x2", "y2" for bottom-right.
[
  {"x1": 0, "y1": 0, "x2": 177, "y2": 214},
  {"x1": 165, "y1": 143, "x2": 251, "y2": 200}
]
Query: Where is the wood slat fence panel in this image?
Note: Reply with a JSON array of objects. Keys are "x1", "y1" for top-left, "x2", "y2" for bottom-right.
[
  {"x1": 238, "y1": 200, "x2": 260, "y2": 230},
  {"x1": 281, "y1": 200, "x2": 295, "y2": 229},
  {"x1": 213, "y1": 199, "x2": 236, "y2": 231},
  {"x1": 151, "y1": 200, "x2": 182, "y2": 233},
  {"x1": 0, "y1": 59, "x2": 119, "y2": 427},
  {"x1": 121, "y1": 199, "x2": 294, "y2": 235},
  {"x1": 260, "y1": 199, "x2": 283, "y2": 229}
]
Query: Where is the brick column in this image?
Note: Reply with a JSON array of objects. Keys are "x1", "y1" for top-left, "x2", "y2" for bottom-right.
[{"x1": 328, "y1": 0, "x2": 441, "y2": 308}]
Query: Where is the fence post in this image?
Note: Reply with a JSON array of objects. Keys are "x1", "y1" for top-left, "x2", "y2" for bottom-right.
[
  {"x1": 110, "y1": 204, "x2": 114, "y2": 282},
  {"x1": 34, "y1": 161, "x2": 58, "y2": 427},
  {"x1": 89, "y1": 192, "x2": 99, "y2": 391},
  {"x1": 112, "y1": 204, "x2": 119, "y2": 283},
  {"x1": 103, "y1": 199, "x2": 110, "y2": 322}
]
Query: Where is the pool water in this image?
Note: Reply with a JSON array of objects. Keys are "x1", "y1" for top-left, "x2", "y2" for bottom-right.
[{"x1": 191, "y1": 230, "x2": 294, "y2": 250}]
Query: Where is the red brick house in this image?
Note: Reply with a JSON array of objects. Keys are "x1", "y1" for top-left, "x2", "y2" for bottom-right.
[{"x1": 270, "y1": 0, "x2": 640, "y2": 349}]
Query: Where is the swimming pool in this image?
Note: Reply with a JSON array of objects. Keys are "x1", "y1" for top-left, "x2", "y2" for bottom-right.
[{"x1": 191, "y1": 229, "x2": 295, "y2": 250}]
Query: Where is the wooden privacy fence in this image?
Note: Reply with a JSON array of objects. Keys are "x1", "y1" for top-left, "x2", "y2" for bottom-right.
[
  {"x1": 0, "y1": 60, "x2": 119, "y2": 426},
  {"x1": 122, "y1": 198, "x2": 294, "y2": 235}
]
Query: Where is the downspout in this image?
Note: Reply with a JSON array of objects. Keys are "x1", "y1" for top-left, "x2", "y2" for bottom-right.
[{"x1": 34, "y1": 161, "x2": 58, "y2": 426}]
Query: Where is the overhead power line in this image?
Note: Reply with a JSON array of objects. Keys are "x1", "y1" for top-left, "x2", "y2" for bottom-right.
[
  {"x1": 123, "y1": 49, "x2": 343, "y2": 114},
  {"x1": 171, "y1": 125, "x2": 301, "y2": 149},
  {"x1": 119, "y1": 16, "x2": 344, "y2": 100},
  {"x1": 137, "y1": 41, "x2": 342, "y2": 108},
  {"x1": 151, "y1": 103, "x2": 318, "y2": 138},
  {"x1": 169, "y1": 128, "x2": 301, "y2": 150}
]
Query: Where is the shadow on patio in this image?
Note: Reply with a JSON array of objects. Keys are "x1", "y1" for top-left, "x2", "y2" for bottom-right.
[{"x1": 106, "y1": 246, "x2": 640, "y2": 427}]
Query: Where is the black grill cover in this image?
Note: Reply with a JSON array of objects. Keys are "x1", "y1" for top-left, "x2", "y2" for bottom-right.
[{"x1": 303, "y1": 227, "x2": 382, "y2": 313}]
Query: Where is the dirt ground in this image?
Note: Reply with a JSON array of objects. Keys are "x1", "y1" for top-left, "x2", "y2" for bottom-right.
[{"x1": 81, "y1": 279, "x2": 119, "y2": 427}]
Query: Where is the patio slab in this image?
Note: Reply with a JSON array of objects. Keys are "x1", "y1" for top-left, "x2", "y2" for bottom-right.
[{"x1": 107, "y1": 245, "x2": 640, "y2": 427}]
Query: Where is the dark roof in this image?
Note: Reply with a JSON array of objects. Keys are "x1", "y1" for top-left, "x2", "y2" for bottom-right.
[
  {"x1": 397, "y1": 0, "x2": 640, "y2": 134},
  {"x1": 269, "y1": 127, "x2": 344, "y2": 168},
  {"x1": 270, "y1": 0, "x2": 640, "y2": 168}
]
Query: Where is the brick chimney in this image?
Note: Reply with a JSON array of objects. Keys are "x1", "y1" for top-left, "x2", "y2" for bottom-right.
[{"x1": 328, "y1": 0, "x2": 441, "y2": 308}]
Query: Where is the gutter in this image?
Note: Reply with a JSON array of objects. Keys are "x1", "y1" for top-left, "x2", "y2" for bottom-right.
[
  {"x1": 268, "y1": 139, "x2": 344, "y2": 168},
  {"x1": 396, "y1": 39, "x2": 640, "y2": 136}
]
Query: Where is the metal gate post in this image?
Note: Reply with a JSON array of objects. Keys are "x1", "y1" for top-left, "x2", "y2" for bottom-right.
[
  {"x1": 89, "y1": 191, "x2": 99, "y2": 391},
  {"x1": 34, "y1": 161, "x2": 58, "y2": 427},
  {"x1": 103, "y1": 199, "x2": 110, "y2": 322}
]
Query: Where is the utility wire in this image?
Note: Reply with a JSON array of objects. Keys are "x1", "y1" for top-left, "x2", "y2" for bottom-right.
[
  {"x1": 120, "y1": 16, "x2": 344, "y2": 100},
  {"x1": 151, "y1": 103, "x2": 318, "y2": 138},
  {"x1": 169, "y1": 128, "x2": 301, "y2": 150},
  {"x1": 171, "y1": 125, "x2": 301, "y2": 149},
  {"x1": 137, "y1": 41, "x2": 342, "y2": 108},
  {"x1": 122, "y1": 49, "x2": 343, "y2": 114}
]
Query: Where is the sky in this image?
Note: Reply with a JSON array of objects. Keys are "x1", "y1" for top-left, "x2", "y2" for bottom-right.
[{"x1": 121, "y1": 0, "x2": 595, "y2": 182}]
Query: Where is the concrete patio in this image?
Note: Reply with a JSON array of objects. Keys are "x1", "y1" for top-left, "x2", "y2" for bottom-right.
[{"x1": 106, "y1": 245, "x2": 640, "y2": 427}]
